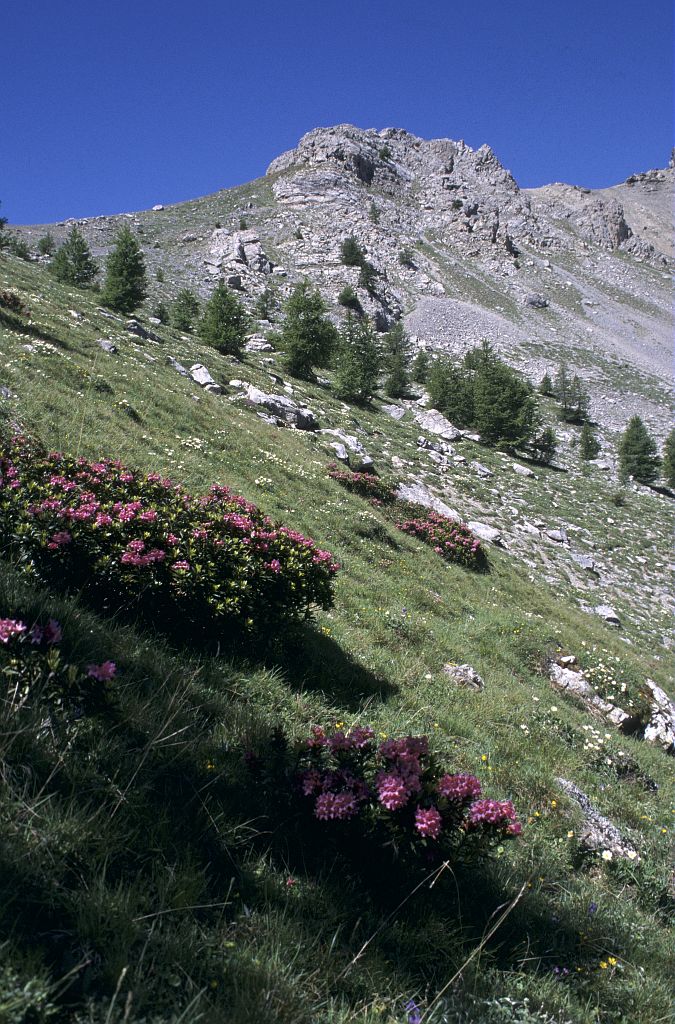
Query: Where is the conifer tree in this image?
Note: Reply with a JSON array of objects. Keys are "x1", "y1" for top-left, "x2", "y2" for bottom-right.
[
  {"x1": 340, "y1": 236, "x2": 366, "y2": 267},
  {"x1": 170, "y1": 289, "x2": 200, "y2": 332},
  {"x1": 383, "y1": 321, "x2": 410, "y2": 398},
  {"x1": 334, "y1": 314, "x2": 380, "y2": 403},
  {"x1": 579, "y1": 421, "x2": 601, "y2": 460},
  {"x1": 618, "y1": 416, "x2": 660, "y2": 484},
  {"x1": 411, "y1": 349, "x2": 430, "y2": 384},
  {"x1": 662, "y1": 429, "x2": 675, "y2": 488},
  {"x1": 530, "y1": 426, "x2": 557, "y2": 464},
  {"x1": 280, "y1": 281, "x2": 338, "y2": 379},
  {"x1": 50, "y1": 226, "x2": 98, "y2": 287},
  {"x1": 472, "y1": 359, "x2": 537, "y2": 449},
  {"x1": 100, "y1": 226, "x2": 146, "y2": 312},
  {"x1": 427, "y1": 358, "x2": 474, "y2": 427},
  {"x1": 539, "y1": 371, "x2": 554, "y2": 395},
  {"x1": 37, "y1": 232, "x2": 55, "y2": 256},
  {"x1": 199, "y1": 280, "x2": 249, "y2": 357}
]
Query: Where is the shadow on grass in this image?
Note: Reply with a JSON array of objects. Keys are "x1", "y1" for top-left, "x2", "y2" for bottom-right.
[
  {"x1": 0, "y1": 307, "x2": 70, "y2": 348},
  {"x1": 274, "y1": 625, "x2": 397, "y2": 707}
]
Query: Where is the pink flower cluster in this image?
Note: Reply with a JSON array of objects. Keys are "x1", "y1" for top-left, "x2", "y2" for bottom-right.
[
  {"x1": 296, "y1": 725, "x2": 523, "y2": 849},
  {"x1": 396, "y1": 509, "x2": 483, "y2": 569},
  {"x1": 86, "y1": 661, "x2": 117, "y2": 682},
  {"x1": 0, "y1": 618, "x2": 27, "y2": 643},
  {"x1": 0, "y1": 616, "x2": 62, "y2": 646},
  {"x1": 437, "y1": 773, "x2": 482, "y2": 802}
]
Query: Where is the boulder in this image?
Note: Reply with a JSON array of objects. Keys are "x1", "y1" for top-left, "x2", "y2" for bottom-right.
[
  {"x1": 643, "y1": 680, "x2": 675, "y2": 754},
  {"x1": 189, "y1": 364, "x2": 222, "y2": 393},
  {"x1": 546, "y1": 528, "x2": 569, "y2": 544},
  {"x1": 331, "y1": 443, "x2": 349, "y2": 463},
  {"x1": 245, "y1": 385, "x2": 317, "y2": 430},
  {"x1": 414, "y1": 408, "x2": 462, "y2": 441},
  {"x1": 525, "y1": 293, "x2": 549, "y2": 308},
  {"x1": 512, "y1": 463, "x2": 536, "y2": 478},
  {"x1": 470, "y1": 461, "x2": 493, "y2": 479},
  {"x1": 167, "y1": 356, "x2": 189, "y2": 377},
  {"x1": 381, "y1": 403, "x2": 406, "y2": 421},
  {"x1": 443, "y1": 663, "x2": 485, "y2": 691},
  {"x1": 549, "y1": 662, "x2": 630, "y2": 728},
  {"x1": 467, "y1": 521, "x2": 504, "y2": 546},
  {"x1": 151, "y1": 204, "x2": 164, "y2": 211},
  {"x1": 395, "y1": 482, "x2": 459, "y2": 520},
  {"x1": 571, "y1": 552, "x2": 597, "y2": 572},
  {"x1": 96, "y1": 339, "x2": 117, "y2": 354},
  {"x1": 319, "y1": 429, "x2": 367, "y2": 456},
  {"x1": 556, "y1": 778, "x2": 639, "y2": 860},
  {"x1": 226, "y1": 274, "x2": 243, "y2": 289},
  {"x1": 125, "y1": 319, "x2": 161, "y2": 342},
  {"x1": 594, "y1": 604, "x2": 621, "y2": 625},
  {"x1": 245, "y1": 338, "x2": 274, "y2": 352}
]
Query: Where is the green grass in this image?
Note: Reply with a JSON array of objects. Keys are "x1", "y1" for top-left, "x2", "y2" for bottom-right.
[{"x1": 0, "y1": 253, "x2": 673, "y2": 1023}]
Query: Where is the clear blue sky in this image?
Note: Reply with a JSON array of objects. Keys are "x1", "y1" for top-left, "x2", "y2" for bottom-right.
[{"x1": 3, "y1": 0, "x2": 672, "y2": 224}]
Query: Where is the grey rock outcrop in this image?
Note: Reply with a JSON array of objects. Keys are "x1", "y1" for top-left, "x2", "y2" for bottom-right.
[
  {"x1": 245, "y1": 385, "x2": 317, "y2": 429},
  {"x1": 414, "y1": 408, "x2": 462, "y2": 441},
  {"x1": 556, "y1": 778, "x2": 639, "y2": 861},
  {"x1": 443, "y1": 664, "x2": 485, "y2": 691}
]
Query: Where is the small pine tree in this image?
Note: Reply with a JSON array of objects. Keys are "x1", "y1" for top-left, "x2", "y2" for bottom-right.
[
  {"x1": 411, "y1": 349, "x2": 430, "y2": 384},
  {"x1": 239, "y1": 217, "x2": 248, "y2": 231},
  {"x1": 561, "y1": 375, "x2": 590, "y2": 423},
  {"x1": 554, "y1": 360, "x2": 570, "y2": 410},
  {"x1": 340, "y1": 236, "x2": 365, "y2": 267},
  {"x1": 37, "y1": 232, "x2": 55, "y2": 256},
  {"x1": 579, "y1": 421, "x2": 601, "y2": 460},
  {"x1": 7, "y1": 235, "x2": 31, "y2": 260},
  {"x1": 472, "y1": 360, "x2": 537, "y2": 449},
  {"x1": 153, "y1": 301, "x2": 169, "y2": 324},
  {"x1": 357, "y1": 261, "x2": 378, "y2": 295},
  {"x1": 539, "y1": 371, "x2": 554, "y2": 395},
  {"x1": 100, "y1": 226, "x2": 146, "y2": 312},
  {"x1": 254, "y1": 287, "x2": 275, "y2": 321},
  {"x1": 156, "y1": 268, "x2": 165, "y2": 282},
  {"x1": 618, "y1": 416, "x2": 660, "y2": 484},
  {"x1": 50, "y1": 226, "x2": 99, "y2": 286},
  {"x1": 338, "y1": 285, "x2": 362, "y2": 313},
  {"x1": 530, "y1": 426, "x2": 557, "y2": 464},
  {"x1": 280, "y1": 282, "x2": 338, "y2": 380},
  {"x1": 662, "y1": 429, "x2": 675, "y2": 488},
  {"x1": 398, "y1": 247, "x2": 415, "y2": 268},
  {"x1": 369, "y1": 203, "x2": 380, "y2": 225},
  {"x1": 199, "y1": 281, "x2": 249, "y2": 357},
  {"x1": 463, "y1": 339, "x2": 497, "y2": 371},
  {"x1": 427, "y1": 358, "x2": 475, "y2": 428},
  {"x1": 383, "y1": 322, "x2": 410, "y2": 399},
  {"x1": 334, "y1": 314, "x2": 380, "y2": 403},
  {"x1": 170, "y1": 289, "x2": 200, "y2": 332},
  {"x1": 378, "y1": 145, "x2": 392, "y2": 160}
]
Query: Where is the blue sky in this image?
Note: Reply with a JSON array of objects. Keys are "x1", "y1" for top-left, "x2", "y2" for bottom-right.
[{"x1": 2, "y1": 0, "x2": 672, "y2": 223}]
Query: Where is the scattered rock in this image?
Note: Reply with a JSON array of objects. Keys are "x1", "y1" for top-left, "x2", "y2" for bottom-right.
[
  {"x1": 167, "y1": 356, "x2": 189, "y2": 377},
  {"x1": 395, "y1": 482, "x2": 460, "y2": 520},
  {"x1": 467, "y1": 521, "x2": 504, "y2": 546},
  {"x1": 226, "y1": 274, "x2": 242, "y2": 289},
  {"x1": 571, "y1": 552, "x2": 597, "y2": 572},
  {"x1": 589, "y1": 459, "x2": 612, "y2": 471},
  {"x1": 245, "y1": 385, "x2": 317, "y2": 430},
  {"x1": 0, "y1": 385, "x2": 13, "y2": 400},
  {"x1": 546, "y1": 528, "x2": 569, "y2": 544},
  {"x1": 594, "y1": 604, "x2": 621, "y2": 626},
  {"x1": 381, "y1": 403, "x2": 406, "y2": 421},
  {"x1": 96, "y1": 339, "x2": 117, "y2": 354},
  {"x1": 152, "y1": 204, "x2": 164, "y2": 211},
  {"x1": 443, "y1": 663, "x2": 484, "y2": 691},
  {"x1": 643, "y1": 680, "x2": 675, "y2": 754},
  {"x1": 470, "y1": 461, "x2": 493, "y2": 479},
  {"x1": 125, "y1": 319, "x2": 161, "y2": 342},
  {"x1": 189, "y1": 364, "x2": 222, "y2": 393},
  {"x1": 556, "y1": 778, "x2": 640, "y2": 861},
  {"x1": 512, "y1": 463, "x2": 536, "y2": 478},
  {"x1": 525, "y1": 293, "x2": 550, "y2": 308},
  {"x1": 331, "y1": 443, "x2": 349, "y2": 463},
  {"x1": 244, "y1": 337, "x2": 274, "y2": 352},
  {"x1": 320, "y1": 429, "x2": 367, "y2": 456},
  {"x1": 414, "y1": 408, "x2": 462, "y2": 441}
]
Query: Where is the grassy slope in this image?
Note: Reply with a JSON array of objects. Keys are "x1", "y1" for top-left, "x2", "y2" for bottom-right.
[{"x1": 0, "y1": 253, "x2": 673, "y2": 1024}]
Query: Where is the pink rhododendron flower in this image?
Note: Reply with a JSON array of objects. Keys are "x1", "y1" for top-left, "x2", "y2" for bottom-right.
[
  {"x1": 437, "y1": 773, "x2": 482, "y2": 802},
  {"x1": 0, "y1": 619, "x2": 27, "y2": 644},
  {"x1": 87, "y1": 661, "x2": 117, "y2": 681},
  {"x1": 467, "y1": 798, "x2": 519, "y2": 829},
  {"x1": 376, "y1": 773, "x2": 409, "y2": 811},
  {"x1": 314, "y1": 791, "x2": 358, "y2": 820},
  {"x1": 48, "y1": 530, "x2": 72, "y2": 549},
  {"x1": 415, "y1": 805, "x2": 442, "y2": 839}
]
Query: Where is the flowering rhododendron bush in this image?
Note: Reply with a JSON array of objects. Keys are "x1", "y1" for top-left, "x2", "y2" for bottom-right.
[
  {"x1": 395, "y1": 503, "x2": 486, "y2": 570},
  {"x1": 328, "y1": 466, "x2": 486, "y2": 570},
  {"x1": 0, "y1": 435, "x2": 339, "y2": 639},
  {"x1": 289, "y1": 724, "x2": 521, "y2": 862}
]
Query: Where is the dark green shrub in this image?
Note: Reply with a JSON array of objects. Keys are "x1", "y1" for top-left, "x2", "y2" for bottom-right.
[
  {"x1": 357, "y1": 261, "x2": 378, "y2": 295},
  {"x1": 383, "y1": 321, "x2": 410, "y2": 398},
  {"x1": 369, "y1": 202, "x2": 380, "y2": 224},
  {"x1": 579, "y1": 421, "x2": 601, "y2": 460},
  {"x1": 170, "y1": 288, "x2": 200, "y2": 331},
  {"x1": 530, "y1": 426, "x2": 557, "y2": 465},
  {"x1": 340, "y1": 236, "x2": 366, "y2": 267},
  {"x1": 37, "y1": 231, "x2": 55, "y2": 256},
  {"x1": 0, "y1": 290, "x2": 28, "y2": 316},
  {"x1": 100, "y1": 226, "x2": 146, "y2": 312},
  {"x1": 50, "y1": 225, "x2": 98, "y2": 287},
  {"x1": 334, "y1": 314, "x2": 380, "y2": 402},
  {"x1": 338, "y1": 285, "x2": 362, "y2": 313},
  {"x1": 199, "y1": 281, "x2": 249, "y2": 357},
  {"x1": 539, "y1": 371, "x2": 554, "y2": 396},
  {"x1": 153, "y1": 301, "x2": 170, "y2": 324},
  {"x1": 327, "y1": 464, "x2": 396, "y2": 503},
  {"x1": 427, "y1": 359, "x2": 474, "y2": 428},
  {"x1": 378, "y1": 145, "x2": 392, "y2": 160},
  {"x1": 411, "y1": 349, "x2": 430, "y2": 383},
  {"x1": 398, "y1": 246, "x2": 415, "y2": 268},
  {"x1": 280, "y1": 281, "x2": 338, "y2": 379},
  {"x1": 618, "y1": 416, "x2": 660, "y2": 484}
]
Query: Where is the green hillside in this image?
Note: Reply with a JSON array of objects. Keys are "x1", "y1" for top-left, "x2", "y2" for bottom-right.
[{"x1": 0, "y1": 251, "x2": 673, "y2": 1024}]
